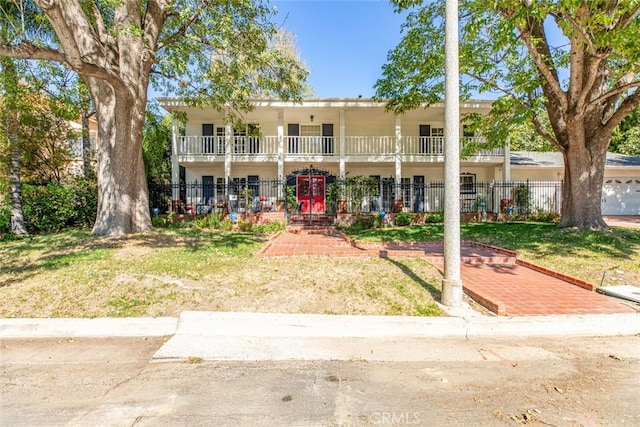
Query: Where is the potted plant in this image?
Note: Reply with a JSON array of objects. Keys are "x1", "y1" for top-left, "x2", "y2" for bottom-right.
[
  {"x1": 334, "y1": 179, "x2": 348, "y2": 213},
  {"x1": 285, "y1": 185, "x2": 298, "y2": 212}
]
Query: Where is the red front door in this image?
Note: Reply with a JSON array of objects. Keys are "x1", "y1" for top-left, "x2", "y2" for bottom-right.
[{"x1": 297, "y1": 176, "x2": 325, "y2": 213}]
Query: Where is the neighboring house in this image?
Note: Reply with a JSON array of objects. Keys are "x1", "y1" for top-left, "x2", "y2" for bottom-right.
[
  {"x1": 67, "y1": 116, "x2": 98, "y2": 177},
  {"x1": 158, "y1": 98, "x2": 640, "y2": 216}
]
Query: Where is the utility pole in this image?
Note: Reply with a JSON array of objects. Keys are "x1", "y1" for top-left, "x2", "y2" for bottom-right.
[{"x1": 442, "y1": 0, "x2": 463, "y2": 307}]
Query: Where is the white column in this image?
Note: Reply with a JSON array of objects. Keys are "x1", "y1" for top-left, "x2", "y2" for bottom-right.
[
  {"x1": 339, "y1": 109, "x2": 346, "y2": 179},
  {"x1": 277, "y1": 109, "x2": 285, "y2": 198},
  {"x1": 503, "y1": 138, "x2": 511, "y2": 182},
  {"x1": 171, "y1": 118, "x2": 180, "y2": 200},
  {"x1": 395, "y1": 116, "x2": 402, "y2": 198},
  {"x1": 442, "y1": 0, "x2": 463, "y2": 308},
  {"x1": 224, "y1": 122, "x2": 232, "y2": 187}
]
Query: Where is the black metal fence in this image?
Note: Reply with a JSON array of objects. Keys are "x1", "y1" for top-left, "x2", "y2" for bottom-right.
[
  {"x1": 149, "y1": 180, "x2": 563, "y2": 215},
  {"x1": 149, "y1": 179, "x2": 284, "y2": 215}
]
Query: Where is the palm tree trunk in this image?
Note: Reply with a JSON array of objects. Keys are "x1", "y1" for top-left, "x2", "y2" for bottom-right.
[{"x1": 2, "y1": 57, "x2": 27, "y2": 235}]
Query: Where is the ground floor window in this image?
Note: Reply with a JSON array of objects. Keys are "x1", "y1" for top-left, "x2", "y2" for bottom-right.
[{"x1": 460, "y1": 173, "x2": 476, "y2": 194}]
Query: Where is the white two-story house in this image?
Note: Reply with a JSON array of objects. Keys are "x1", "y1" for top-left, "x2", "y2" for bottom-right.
[{"x1": 158, "y1": 97, "x2": 640, "y2": 217}]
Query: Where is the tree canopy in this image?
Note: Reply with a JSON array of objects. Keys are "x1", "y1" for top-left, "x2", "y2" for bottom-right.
[
  {"x1": 0, "y1": 0, "x2": 309, "y2": 236},
  {"x1": 376, "y1": 0, "x2": 640, "y2": 229}
]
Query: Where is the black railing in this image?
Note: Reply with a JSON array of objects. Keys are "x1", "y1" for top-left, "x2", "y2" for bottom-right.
[
  {"x1": 149, "y1": 180, "x2": 563, "y2": 215},
  {"x1": 149, "y1": 180, "x2": 285, "y2": 215}
]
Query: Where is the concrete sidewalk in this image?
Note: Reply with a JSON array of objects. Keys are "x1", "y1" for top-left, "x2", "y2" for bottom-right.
[{"x1": 604, "y1": 215, "x2": 640, "y2": 229}]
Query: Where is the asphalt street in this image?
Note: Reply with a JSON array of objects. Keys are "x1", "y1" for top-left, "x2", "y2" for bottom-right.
[{"x1": 1, "y1": 334, "x2": 639, "y2": 426}]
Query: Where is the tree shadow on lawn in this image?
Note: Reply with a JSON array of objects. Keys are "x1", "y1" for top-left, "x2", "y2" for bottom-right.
[
  {"x1": 384, "y1": 257, "x2": 442, "y2": 302},
  {"x1": 0, "y1": 229, "x2": 264, "y2": 289}
]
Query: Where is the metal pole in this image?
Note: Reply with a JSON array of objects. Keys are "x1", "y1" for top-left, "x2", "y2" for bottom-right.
[
  {"x1": 442, "y1": 0, "x2": 463, "y2": 307},
  {"x1": 309, "y1": 165, "x2": 313, "y2": 225}
]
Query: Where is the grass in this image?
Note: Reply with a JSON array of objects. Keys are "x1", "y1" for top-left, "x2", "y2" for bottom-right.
[
  {"x1": 351, "y1": 222, "x2": 640, "y2": 286},
  {"x1": 3, "y1": 221, "x2": 638, "y2": 318},
  {"x1": 0, "y1": 228, "x2": 441, "y2": 318}
]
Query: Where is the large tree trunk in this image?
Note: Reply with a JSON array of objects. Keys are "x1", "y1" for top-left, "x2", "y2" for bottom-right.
[
  {"x1": 89, "y1": 79, "x2": 152, "y2": 237},
  {"x1": 557, "y1": 131, "x2": 609, "y2": 230}
]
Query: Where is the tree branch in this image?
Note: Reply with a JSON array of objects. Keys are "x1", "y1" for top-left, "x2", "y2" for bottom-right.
[
  {"x1": 603, "y1": 90, "x2": 640, "y2": 133},
  {"x1": 0, "y1": 42, "x2": 65, "y2": 63},
  {"x1": 613, "y1": 5, "x2": 640, "y2": 31},
  {"x1": 517, "y1": 17, "x2": 567, "y2": 111},
  {"x1": 33, "y1": 0, "x2": 86, "y2": 70},
  {"x1": 552, "y1": 8, "x2": 596, "y2": 56},
  {"x1": 589, "y1": 79, "x2": 640, "y2": 108},
  {"x1": 156, "y1": 7, "x2": 202, "y2": 50},
  {"x1": 144, "y1": 0, "x2": 169, "y2": 51},
  {"x1": 89, "y1": 1, "x2": 112, "y2": 46}
]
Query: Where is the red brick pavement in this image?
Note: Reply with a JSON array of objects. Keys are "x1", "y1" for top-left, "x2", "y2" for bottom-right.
[
  {"x1": 455, "y1": 263, "x2": 635, "y2": 316},
  {"x1": 257, "y1": 230, "x2": 638, "y2": 316}
]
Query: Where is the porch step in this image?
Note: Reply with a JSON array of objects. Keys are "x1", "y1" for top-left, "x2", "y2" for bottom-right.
[
  {"x1": 287, "y1": 214, "x2": 335, "y2": 226},
  {"x1": 286, "y1": 225, "x2": 338, "y2": 235}
]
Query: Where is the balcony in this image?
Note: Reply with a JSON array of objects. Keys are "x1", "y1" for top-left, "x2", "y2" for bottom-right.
[
  {"x1": 286, "y1": 136, "x2": 335, "y2": 157},
  {"x1": 176, "y1": 135, "x2": 503, "y2": 160},
  {"x1": 178, "y1": 136, "x2": 279, "y2": 160}
]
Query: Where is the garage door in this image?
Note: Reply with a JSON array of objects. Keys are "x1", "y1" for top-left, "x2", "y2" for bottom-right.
[{"x1": 601, "y1": 179, "x2": 640, "y2": 215}]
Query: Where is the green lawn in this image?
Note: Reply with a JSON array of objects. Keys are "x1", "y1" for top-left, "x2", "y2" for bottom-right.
[
  {"x1": 350, "y1": 222, "x2": 640, "y2": 286},
  {"x1": 0, "y1": 228, "x2": 442, "y2": 318},
  {"x1": 1, "y1": 222, "x2": 638, "y2": 318}
]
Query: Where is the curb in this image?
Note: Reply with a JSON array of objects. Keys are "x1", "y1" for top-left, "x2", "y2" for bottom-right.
[
  {"x1": 170, "y1": 311, "x2": 640, "y2": 339},
  {"x1": 2, "y1": 311, "x2": 638, "y2": 340},
  {"x1": 0, "y1": 317, "x2": 178, "y2": 338}
]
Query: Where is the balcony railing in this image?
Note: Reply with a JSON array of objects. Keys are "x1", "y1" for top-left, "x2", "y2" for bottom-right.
[
  {"x1": 403, "y1": 136, "x2": 445, "y2": 156},
  {"x1": 179, "y1": 136, "x2": 226, "y2": 155},
  {"x1": 286, "y1": 136, "x2": 335, "y2": 156},
  {"x1": 177, "y1": 135, "x2": 503, "y2": 157},
  {"x1": 345, "y1": 136, "x2": 396, "y2": 156},
  {"x1": 232, "y1": 136, "x2": 278, "y2": 156},
  {"x1": 178, "y1": 136, "x2": 278, "y2": 156}
]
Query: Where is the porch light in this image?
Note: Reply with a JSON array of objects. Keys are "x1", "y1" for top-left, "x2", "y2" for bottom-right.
[{"x1": 310, "y1": 115, "x2": 314, "y2": 122}]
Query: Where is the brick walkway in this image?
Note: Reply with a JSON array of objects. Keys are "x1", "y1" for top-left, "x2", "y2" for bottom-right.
[{"x1": 258, "y1": 229, "x2": 638, "y2": 316}]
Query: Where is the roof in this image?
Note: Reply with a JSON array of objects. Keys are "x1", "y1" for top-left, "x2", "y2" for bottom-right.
[
  {"x1": 510, "y1": 151, "x2": 640, "y2": 168},
  {"x1": 156, "y1": 97, "x2": 494, "y2": 112}
]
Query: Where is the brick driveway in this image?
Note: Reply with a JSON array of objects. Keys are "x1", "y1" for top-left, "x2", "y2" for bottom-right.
[{"x1": 258, "y1": 230, "x2": 638, "y2": 316}]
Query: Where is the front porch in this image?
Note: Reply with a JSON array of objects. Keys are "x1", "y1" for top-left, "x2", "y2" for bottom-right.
[{"x1": 150, "y1": 179, "x2": 563, "y2": 223}]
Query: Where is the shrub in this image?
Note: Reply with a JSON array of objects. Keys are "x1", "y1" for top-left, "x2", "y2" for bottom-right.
[
  {"x1": 238, "y1": 220, "x2": 253, "y2": 232},
  {"x1": 194, "y1": 212, "x2": 224, "y2": 229},
  {"x1": 394, "y1": 212, "x2": 413, "y2": 226},
  {"x1": 253, "y1": 220, "x2": 286, "y2": 235},
  {"x1": 0, "y1": 204, "x2": 9, "y2": 234},
  {"x1": 151, "y1": 216, "x2": 167, "y2": 228},
  {"x1": 425, "y1": 213, "x2": 443, "y2": 224},
  {"x1": 349, "y1": 214, "x2": 375, "y2": 233},
  {"x1": 22, "y1": 184, "x2": 76, "y2": 233},
  {"x1": 528, "y1": 211, "x2": 560, "y2": 223},
  {"x1": 372, "y1": 213, "x2": 384, "y2": 228},
  {"x1": 206, "y1": 212, "x2": 223, "y2": 229},
  {"x1": 220, "y1": 219, "x2": 233, "y2": 231},
  {"x1": 68, "y1": 179, "x2": 98, "y2": 228}
]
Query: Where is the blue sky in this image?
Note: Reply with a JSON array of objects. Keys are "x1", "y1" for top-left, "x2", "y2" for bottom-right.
[{"x1": 272, "y1": 0, "x2": 408, "y2": 98}]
